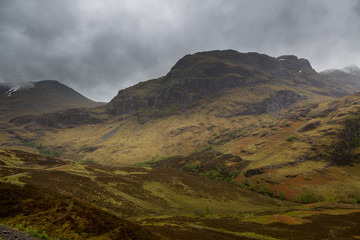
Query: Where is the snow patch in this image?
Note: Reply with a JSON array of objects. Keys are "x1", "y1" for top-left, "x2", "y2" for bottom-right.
[
  {"x1": 0, "y1": 81, "x2": 35, "y2": 97},
  {"x1": 4, "y1": 86, "x2": 19, "y2": 96},
  {"x1": 278, "y1": 59, "x2": 285, "y2": 61}
]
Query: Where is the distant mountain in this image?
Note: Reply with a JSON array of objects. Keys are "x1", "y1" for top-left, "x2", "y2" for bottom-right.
[
  {"x1": 342, "y1": 65, "x2": 360, "y2": 76},
  {"x1": 2, "y1": 50, "x2": 360, "y2": 240},
  {"x1": 320, "y1": 65, "x2": 360, "y2": 88},
  {"x1": 0, "y1": 80, "x2": 104, "y2": 121}
]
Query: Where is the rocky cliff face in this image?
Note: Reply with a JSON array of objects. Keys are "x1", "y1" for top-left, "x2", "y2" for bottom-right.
[
  {"x1": 226, "y1": 90, "x2": 306, "y2": 117},
  {"x1": 10, "y1": 108, "x2": 102, "y2": 128}
]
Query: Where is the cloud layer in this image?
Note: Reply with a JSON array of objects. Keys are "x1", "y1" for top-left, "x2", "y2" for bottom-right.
[{"x1": 0, "y1": 0, "x2": 359, "y2": 101}]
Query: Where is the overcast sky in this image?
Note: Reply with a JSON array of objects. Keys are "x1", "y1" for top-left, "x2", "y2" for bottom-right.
[{"x1": 0, "y1": 0, "x2": 360, "y2": 102}]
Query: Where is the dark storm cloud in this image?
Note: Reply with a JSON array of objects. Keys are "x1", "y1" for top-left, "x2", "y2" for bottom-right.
[{"x1": 0, "y1": 0, "x2": 359, "y2": 101}]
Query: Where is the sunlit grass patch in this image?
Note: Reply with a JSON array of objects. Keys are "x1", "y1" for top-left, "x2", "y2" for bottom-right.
[
  {"x1": 242, "y1": 214, "x2": 310, "y2": 225},
  {"x1": 1, "y1": 174, "x2": 29, "y2": 186}
]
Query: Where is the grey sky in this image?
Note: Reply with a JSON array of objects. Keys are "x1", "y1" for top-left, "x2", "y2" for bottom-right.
[{"x1": 0, "y1": 0, "x2": 359, "y2": 102}]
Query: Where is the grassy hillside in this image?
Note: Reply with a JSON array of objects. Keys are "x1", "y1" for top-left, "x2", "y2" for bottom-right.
[
  {"x1": 1, "y1": 148, "x2": 360, "y2": 239},
  {"x1": 228, "y1": 93, "x2": 360, "y2": 203},
  {"x1": 5, "y1": 50, "x2": 360, "y2": 166},
  {"x1": 6, "y1": 92, "x2": 359, "y2": 202},
  {"x1": 1, "y1": 51, "x2": 360, "y2": 239}
]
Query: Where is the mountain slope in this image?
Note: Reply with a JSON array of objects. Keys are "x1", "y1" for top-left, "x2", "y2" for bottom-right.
[
  {"x1": 1, "y1": 50, "x2": 360, "y2": 239},
  {"x1": 10, "y1": 50, "x2": 360, "y2": 128},
  {"x1": 0, "y1": 80, "x2": 104, "y2": 121},
  {"x1": 225, "y1": 92, "x2": 360, "y2": 202},
  {"x1": 1, "y1": 146, "x2": 360, "y2": 240},
  {"x1": 4, "y1": 50, "x2": 360, "y2": 165},
  {"x1": 320, "y1": 66, "x2": 360, "y2": 88}
]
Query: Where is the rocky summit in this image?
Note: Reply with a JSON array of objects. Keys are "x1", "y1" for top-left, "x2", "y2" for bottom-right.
[{"x1": 108, "y1": 50, "x2": 359, "y2": 118}]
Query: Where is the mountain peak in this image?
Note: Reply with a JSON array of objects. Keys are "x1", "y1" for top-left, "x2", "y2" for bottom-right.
[
  {"x1": 0, "y1": 80, "x2": 104, "y2": 121},
  {"x1": 163, "y1": 50, "x2": 315, "y2": 85},
  {"x1": 342, "y1": 65, "x2": 360, "y2": 76},
  {"x1": 108, "y1": 50, "x2": 345, "y2": 118}
]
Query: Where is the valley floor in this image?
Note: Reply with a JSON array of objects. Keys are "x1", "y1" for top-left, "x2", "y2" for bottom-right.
[{"x1": 1, "y1": 149, "x2": 360, "y2": 239}]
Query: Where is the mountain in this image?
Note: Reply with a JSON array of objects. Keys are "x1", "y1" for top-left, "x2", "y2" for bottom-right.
[
  {"x1": 342, "y1": 65, "x2": 360, "y2": 76},
  {"x1": 6, "y1": 50, "x2": 360, "y2": 163},
  {"x1": 320, "y1": 65, "x2": 360, "y2": 88},
  {"x1": 1, "y1": 50, "x2": 360, "y2": 239},
  {"x1": 11, "y1": 50, "x2": 360, "y2": 128},
  {"x1": 107, "y1": 50, "x2": 358, "y2": 118},
  {"x1": 0, "y1": 80, "x2": 104, "y2": 121}
]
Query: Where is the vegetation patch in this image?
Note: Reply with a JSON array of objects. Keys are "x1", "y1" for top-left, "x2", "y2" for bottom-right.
[
  {"x1": 22, "y1": 140, "x2": 62, "y2": 158},
  {"x1": 286, "y1": 136, "x2": 295, "y2": 142},
  {"x1": 293, "y1": 193, "x2": 324, "y2": 204},
  {"x1": 129, "y1": 156, "x2": 172, "y2": 168},
  {"x1": 330, "y1": 108, "x2": 360, "y2": 165},
  {"x1": 0, "y1": 182, "x2": 157, "y2": 240},
  {"x1": 243, "y1": 214, "x2": 310, "y2": 225},
  {"x1": 150, "y1": 150, "x2": 248, "y2": 183},
  {"x1": 241, "y1": 180, "x2": 275, "y2": 197},
  {"x1": 79, "y1": 158, "x2": 95, "y2": 165}
]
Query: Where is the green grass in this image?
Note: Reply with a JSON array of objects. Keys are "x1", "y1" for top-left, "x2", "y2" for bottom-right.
[
  {"x1": 77, "y1": 144, "x2": 91, "y2": 153},
  {"x1": 185, "y1": 159, "x2": 198, "y2": 172},
  {"x1": 201, "y1": 145, "x2": 213, "y2": 151},
  {"x1": 22, "y1": 141, "x2": 62, "y2": 158},
  {"x1": 129, "y1": 156, "x2": 172, "y2": 167},
  {"x1": 27, "y1": 226, "x2": 48, "y2": 239},
  {"x1": 286, "y1": 136, "x2": 295, "y2": 142},
  {"x1": 241, "y1": 180, "x2": 275, "y2": 198},
  {"x1": 199, "y1": 167, "x2": 224, "y2": 181},
  {"x1": 279, "y1": 191, "x2": 286, "y2": 200},
  {"x1": 80, "y1": 158, "x2": 96, "y2": 165},
  {"x1": 293, "y1": 193, "x2": 324, "y2": 204}
]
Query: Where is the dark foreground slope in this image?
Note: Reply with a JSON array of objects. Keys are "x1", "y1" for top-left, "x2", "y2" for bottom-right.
[
  {"x1": 1, "y1": 148, "x2": 360, "y2": 240},
  {"x1": 0, "y1": 182, "x2": 157, "y2": 240}
]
